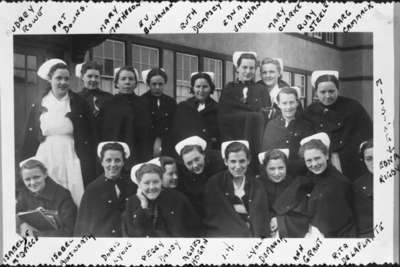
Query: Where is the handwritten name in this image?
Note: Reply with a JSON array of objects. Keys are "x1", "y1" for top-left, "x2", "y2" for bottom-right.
[
  {"x1": 10, "y1": 5, "x2": 43, "y2": 33},
  {"x1": 3, "y1": 232, "x2": 39, "y2": 264},
  {"x1": 182, "y1": 238, "x2": 208, "y2": 265},
  {"x1": 293, "y1": 238, "x2": 323, "y2": 263},
  {"x1": 223, "y1": 5, "x2": 243, "y2": 26},
  {"x1": 192, "y1": 3, "x2": 222, "y2": 34},
  {"x1": 158, "y1": 240, "x2": 181, "y2": 263},
  {"x1": 342, "y1": 3, "x2": 374, "y2": 32},
  {"x1": 332, "y1": 10, "x2": 352, "y2": 30},
  {"x1": 100, "y1": 3, "x2": 141, "y2": 33},
  {"x1": 332, "y1": 221, "x2": 384, "y2": 264},
  {"x1": 139, "y1": 2, "x2": 174, "y2": 34},
  {"x1": 50, "y1": 234, "x2": 96, "y2": 265},
  {"x1": 52, "y1": 5, "x2": 88, "y2": 33},
  {"x1": 297, "y1": 1, "x2": 329, "y2": 32},
  {"x1": 258, "y1": 237, "x2": 287, "y2": 263},
  {"x1": 141, "y1": 241, "x2": 164, "y2": 261},
  {"x1": 233, "y1": 2, "x2": 262, "y2": 32},
  {"x1": 268, "y1": 2, "x2": 302, "y2": 31},
  {"x1": 221, "y1": 241, "x2": 235, "y2": 260},
  {"x1": 180, "y1": 8, "x2": 197, "y2": 30}
]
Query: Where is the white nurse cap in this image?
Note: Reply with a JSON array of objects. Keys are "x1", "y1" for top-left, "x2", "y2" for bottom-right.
[
  {"x1": 75, "y1": 62, "x2": 83, "y2": 78},
  {"x1": 130, "y1": 162, "x2": 144, "y2": 184},
  {"x1": 141, "y1": 68, "x2": 166, "y2": 83},
  {"x1": 147, "y1": 157, "x2": 162, "y2": 167},
  {"x1": 37, "y1": 58, "x2": 66, "y2": 80},
  {"x1": 19, "y1": 156, "x2": 40, "y2": 168},
  {"x1": 114, "y1": 67, "x2": 139, "y2": 80},
  {"x1": 97, "y1": 141, "x2": 131, "y2": 159},
  {"x1": 258, "y1": 148, "x2": 290, "y2": 164},
  {"x1": 311, "y1": 70, "x2": 339, "y2": 88},
  {"x1": 190, "y1": 72, "x2": 215, "y2": 83},
  {"x1": 300, "y1": 132, "x2": 330, "y2": 149},
  {"x1": 232, "y1": 51, "x2": 257, "y2": 68},
  {"x1": 175, "y1": 136, "x2": 207, "y2": 156},
  {"x1": 221, "y1": 140, "x2": 250, "y2": 159}
]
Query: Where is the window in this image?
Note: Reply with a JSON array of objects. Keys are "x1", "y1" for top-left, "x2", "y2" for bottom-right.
[
  {"x1": 293, "y1": 73, "x2": 306, "y2": 107},
  {"x1": 176, "y1": 52, "x2": 198, "y2": 103},
  {"x1": 14, "y1": 53, "x2": 37, "y2": 84},
  {"x1": 325, "y1": 32, "x2": 335, "y2": 44},
  {"x1": 203, "y1": 57, "x2": 223, "y2": 101},
  {"x1": 282, "y1": 71, "x2": 292, "y2": 85},
  {"x1": 312, "y1": 32, "x2": 323, "y2": 39},
  {"x1": 93, "y1": 39, "x2": 125, "y2": 93},
  {"x1": 302, "y1": 32, "x2": 336, "y2": 45},
  {"x1": 132, "y1": 44, "x2": 159, "y2": 95}
]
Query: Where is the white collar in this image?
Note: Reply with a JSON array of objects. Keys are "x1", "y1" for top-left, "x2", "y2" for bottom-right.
[{"x1": 233, "y1": 176, "x2": 246, "y2": 199}]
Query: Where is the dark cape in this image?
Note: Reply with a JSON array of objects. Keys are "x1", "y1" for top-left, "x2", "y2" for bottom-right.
[
  {"x1": 140, "y1": 91, "x2": 177, "y2": 157},
  {"x1": 74, "y1": 174, "x2": 137, "y2": 237},
  {"x1": 274, "y1": 165, "x2": 355, "y2": 238},
  {"x1": 176, "y1": 149, "x2": 225, "y2": 219},
  {"x1": 171, "y1": 96, "x2": 220, "y2": 152},
  {"x1": 21, "y1": 90, "x2": 97, "y2": 186},
  {"x1": 98, "y1": 93, "x2": 153, "y2": 165},
  {"x1": 203, "y1": 170, "x2": 271, "y2": 237},
  {"x1": 353, "y1": 172, "x2": 373, "y2": 237},
  {"x1": 16, "y1": 177, "x2": 77, "y2": 237},
  {"x1": 303, "y1": 96, "x2": 373, "y2": 180},
  {"x1": 122, "y1": 188, "x2": 202, "y2": 237},
  {"x1": 261, "y1": 114, "x2": 314, "y2": 176}
]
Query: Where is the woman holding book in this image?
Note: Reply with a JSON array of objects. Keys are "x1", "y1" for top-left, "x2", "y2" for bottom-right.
[{"x1": 17, "y1": 158, "x2": 77, "y2": 237}]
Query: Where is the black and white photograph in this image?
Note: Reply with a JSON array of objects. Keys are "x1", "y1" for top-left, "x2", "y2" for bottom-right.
[{"x1": 0, "y1": 1, "x2": 398, "y2": 265}]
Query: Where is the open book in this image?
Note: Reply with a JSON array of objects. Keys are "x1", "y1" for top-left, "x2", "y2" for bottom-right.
[{"x1": 17, "y1": 209, "x2": 58, "y2": 231}]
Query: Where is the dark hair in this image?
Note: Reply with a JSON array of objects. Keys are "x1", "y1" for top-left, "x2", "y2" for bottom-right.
[
  {"x1": 261, "y1": 57, "x2": 282, "y2": 74},
  {"x1": 359, "y1": 138, "x2": 373, "y2": 159},
  {"x1": 190, "y1": 72, "x2": 215, "y2": 94},
  {"x1": 261, "y1": 149, "x2": 288, "y2": 167},
  {"x1": 81, "y1": 61, "x2": 102, "y2": 76},
  {"x1": 237, "y1": 53, "x2": 257, "y2": 67},
  {"x1": 136, "y1": 163, "x2": 163, "y2": 182},
  {"x1": 48, "y1": 63, "x2": 69, "y2": 79},
  {"x1": 298, "y1": 139, "x2": 329, "y2": 158},
  {"x1": 146, "y1": 68, "x2": 168, "y2": 85},
  {"x1": 225, "y1": 142, "x2": 251, "y2": 160},
  {"x1": 180, "y1": 145, "x2": 205, "y2": 158},
  {"x1": 20, "y1": 159, "x2": 47, "y2": 175},
  {"x1": 114, "y1": 66, "x2": 137, "y2": 87},
  {"x1": 315, "y1": 74, "x2": 339, "y2": 90},
  {"x1": 100, "y1": 142, "x2": 126, "y2": 162},
  {"x1": 159, "y1": 156, "x2": 176, "y2": 172},
  {"x1": 277, "y1": 87, "x2": 299, "y2": 102}
]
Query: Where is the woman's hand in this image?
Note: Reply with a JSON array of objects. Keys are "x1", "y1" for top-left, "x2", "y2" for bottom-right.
[
  {"x1": 20, "y1": 222, "x2": 38, "y2": 238},
  {"x1": 136, "y1": 188, "x2": 148, "y2": 209},
  {"x1": 270, "y1": 217, "x2": 278, "y2": 233}
]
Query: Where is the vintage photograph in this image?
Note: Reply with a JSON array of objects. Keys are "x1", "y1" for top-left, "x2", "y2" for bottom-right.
[{"x1": 13, "y1": 32, "x2": 373, "y2": 239}]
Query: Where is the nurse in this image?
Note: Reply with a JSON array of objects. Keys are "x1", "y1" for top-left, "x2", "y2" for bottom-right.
[
  {"x1": 98, "y1": 66, "x2": 153, "y2": 166},
  {"x1": 147, "y1": 156, "x2": 179, "y2": 189},
  {"x1": 74, "y1": 142, "x2": 137, "y2": 237},
  {"x1": 303, "y1": 70, "x2": 372, "y2": 180},
  {"x1": 171, "y1": 72, "x2": 220, "y2": 151},
  {"x1": 203, "y1": 140, "x2": 270, "y2": 237},
  {"x1": 76, "y1": 61, "x2": 112, "y2": 119},
  {"x1": 22, "y1": 59, "x2": 97, "y2": 205},
  {"x1": 140, "y1": 68, "x2": 177, "y2": 157},
  {"x1": 122, "y1": 163, "x2": 201, "y2": 237},
  {"x1": 218, "y1": 52, "x2": 272, "y2": 169},
  {"x1": 353, "y1": 139, "x2": 373, "y2": 237},
  {"x1": 174, "y1": 136, "x2": 225, "y2": 218},
  {"x1": 274, "y1": 133, "x2": 355, "y2": 238},
  {"x1": 261, "y1": 87, "x2": 313, "y2": 175}
]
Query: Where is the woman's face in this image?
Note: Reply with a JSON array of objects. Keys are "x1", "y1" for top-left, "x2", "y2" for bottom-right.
[
  {"x1": 82, "y1": 69, "x2": 101, "y2": 90},
  {"x1": 149, "y1": 75, "x2": 165, "y2": 97},
  {"x1": 237, "y1": 58, "x2": 256, "y2": 82},
  {"x1": 261, "y1": 63, "x2": 280, "y2": 87},
  {"x1": 21, "y1": 167, "x2": 47, "y2": 194},
  {"x1": 50, "y1": 68, "x2": 70, "y2": 98},
  {"x1": 139, "y1": 173, "x2": 162, "y2": 200},
  {"x1": 316, "y1": 81, "x2": 339, "y2": 106},
  {"x1": 278, "y1": 93, "x2": 298, "y2": 120},
  {"x1": 225, "y1": 150, "x2": 250, "y2": 178},
  {"x1": 193, "y1": 78, "x2": 211, "y2": 102},
  {"x1": 117, "y1": 70, "x2": 137, "y2": 94},
  {"x1": 101, "y1": 149, "x2": 125, "y2": 180},
  {"x1": 182, "y1": 149, "x2": 206, "y2": 175},
  {"x1": 162, "y1": 163, "x2": 178, "y2": 188},
  {"x1": 266, "y1": 158, "x2": 287, "y2": 183},
  {"x1": 364, "y1": 147, "x2": 373, "y2": 174},
  {"x1": 304, "y1": 148, "x2": 329, "y2": 175}
]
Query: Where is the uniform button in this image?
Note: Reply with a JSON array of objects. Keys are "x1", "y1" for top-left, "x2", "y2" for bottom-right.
[
  {"x1": 362, "y1": 186, "x2": 367, "y2": 190},
  {"x1": 170, "y1": 211, "x2": 175, "y2": 215},
  {"x1": 31, "y1": 104, "x2": 35, "y2": 107},
  {"x1": 165, "y1": 127, "x2": 168, "y2": 131},
  {"x1": 28, "y1": 128, "x2": 33, "y2": 131},
  {"x1": 165, "y1": 113, "x2": 168, "y2": 116},
  {"x1": 339, "y1": 140, "x2": 343, "y2": 144},
  {"x1": 133, "y1": 214, "x2": 137, "y2": 218},
  {"x1": 112, "y1": 229, "x2": 116, "y2": 234},
  {"x1": 84, "y1": 141, "x2": 88, "y2": 145},
  {"x1": 151, "y1": 112, "x2": 154, "y2": 115},
  {"x1": 202, "y1": 129, "x2": 206, "y2": 132},
  {"x1": 225, "y1": 192, "x2": 229, "y2": 196},
  {"x1": 337, "y1": 122, "x2": 341, "y2": 126},
  {"x1": 108, "y1": 200, "x2": 112, "y2": 203},
  {"x1": 249, "y1": 199, "x2": 252, "y2": 202},
  {"x1": 125, "y1": 198, "x2": 129, "y2": 201},
  {"x1": 286, "y1": 140, "x2": 289, "y2": 144},
  {"x1": 247, "y1": 215, "x2": 250, "y2": 219},
  {"x1": 306, "y1": 193, "x2": 311, "y2": 198},
  {"x1": 320, "y1": 123, "x2": 324, "y2": 128},
  {"x1": 255, "y1": 99, "x2": 258, "y2": 102},
  {"x1": 286, "y1": 205, "x2": 290, "y2": 209},
  {"x1": 79, "y1": 114, "x2": 83, "y2": 118}
]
